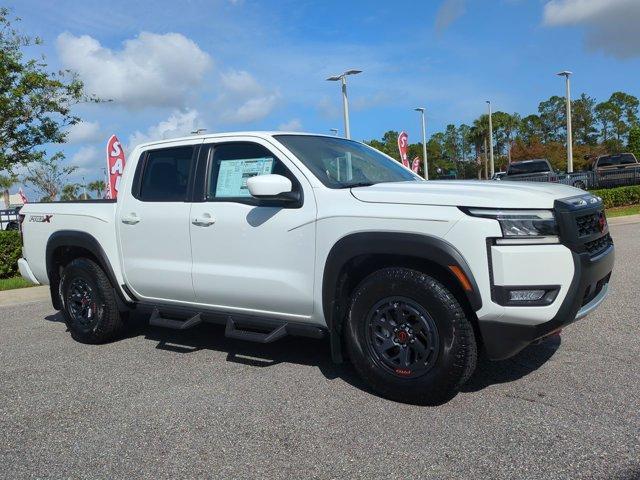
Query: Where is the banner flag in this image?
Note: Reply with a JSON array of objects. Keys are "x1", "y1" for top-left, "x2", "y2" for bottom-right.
[
  {"x1": 397, "y1": 131, "x2": 409, "y2": 168},
  {"x1": 18, "y1": 187, "x2": 28, "y2": 204},
  {"x1": 106, "y1": 135, "x2": 126, "y2": 199},
  {"x1": 411, "y1": 157, "x2": 421, "y2": 173}
]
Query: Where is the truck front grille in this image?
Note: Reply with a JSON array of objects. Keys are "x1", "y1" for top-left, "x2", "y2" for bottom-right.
[
  {"x1": 554, "y1": 195, "x2": 613, "y2": 258},
  {"x1": 575, "y1": 213, "x2": 599, "y2": 237},
  {"x1": 584, "y1": 233, "x2": 612, "y2": 257}
]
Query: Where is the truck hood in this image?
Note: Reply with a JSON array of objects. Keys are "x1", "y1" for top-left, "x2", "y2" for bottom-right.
[{"x1": 351, "y1": 180, "x2": 582, "y2": 209}]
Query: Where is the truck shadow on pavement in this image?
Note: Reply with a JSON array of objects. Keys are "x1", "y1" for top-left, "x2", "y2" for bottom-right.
[
  {"x1": 45, "y1": 312, "x2": 561, "y2": 399},
  {"x1": 462, "y1": 335, "x2": 561, "y2": 393}
]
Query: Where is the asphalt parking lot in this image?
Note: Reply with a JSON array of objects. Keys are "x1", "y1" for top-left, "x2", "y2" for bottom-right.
[{"x1": 1, "y1": 223, "x2": 639, "y2": 480}]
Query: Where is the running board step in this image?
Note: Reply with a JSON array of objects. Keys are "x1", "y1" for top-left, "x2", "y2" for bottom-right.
[
  {"x1": 224, "y1": 317, "x2": 287, "y2": 343},
  {"x1": 149, "y1": 308, "x2": 202, "y2": 330}
]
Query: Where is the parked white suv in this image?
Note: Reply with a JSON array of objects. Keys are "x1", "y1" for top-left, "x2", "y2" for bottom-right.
[{"x1": 18, "y1": 132, "x2": 614, "y2": 404}]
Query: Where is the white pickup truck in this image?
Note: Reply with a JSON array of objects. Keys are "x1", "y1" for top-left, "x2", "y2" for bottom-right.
[{"x1": 18, "y1": 132, "x2": 614, "y2": 404}]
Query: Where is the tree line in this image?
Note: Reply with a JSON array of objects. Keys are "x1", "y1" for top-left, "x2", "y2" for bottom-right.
[{"x1": 366, "y1": 91, "x2": 640, "y2": 179}]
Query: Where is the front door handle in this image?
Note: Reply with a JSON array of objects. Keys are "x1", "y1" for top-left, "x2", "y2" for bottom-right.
[
  {"x1": 192, "y1": 214, "x2": 215, "y2": 227},
  {"x1": 121, "y1": 214, "x2": 140, "y2": 225}
]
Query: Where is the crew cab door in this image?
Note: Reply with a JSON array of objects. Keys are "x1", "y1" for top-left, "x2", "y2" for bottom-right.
[
  {"x1": 118, "y1": 141, "x2": 200, "y2": 303},
  {"x1": 189, "y1": 138, "x2": 317, "y2": 320}
]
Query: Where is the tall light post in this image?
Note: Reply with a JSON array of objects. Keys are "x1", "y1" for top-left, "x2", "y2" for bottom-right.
[
  {"x1": 326, "y1": 69, "x2": 362, "y2": 139},
  {"x1": 486, "y1": 100, "x2": 495, "y2": 178},
  {"x1": 414, "y1": 107, "x2": 429, "y2": 180},
  {"x1": 557, "y1": 71, "x2": 573, "y2": 173}
]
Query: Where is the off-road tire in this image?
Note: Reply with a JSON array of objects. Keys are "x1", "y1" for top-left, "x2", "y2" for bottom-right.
[
  {"x1": 59, "y1": 258, "x2": 125, "y2": 344},
  {"x1": 345, "y1": 267, "x2": 477, "y2": 405}
]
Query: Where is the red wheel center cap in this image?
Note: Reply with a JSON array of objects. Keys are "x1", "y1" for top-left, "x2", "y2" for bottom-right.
[{"x1": 396, "y1": 331, "x2": 409, "y2": 344}]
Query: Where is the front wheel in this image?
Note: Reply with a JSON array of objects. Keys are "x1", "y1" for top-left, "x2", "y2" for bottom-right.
[
  {"x1": 573, "y1": 180, "x2": 586, "y2": 190},
  {"x1": 345, "y1": 268, "x2": 477, "y2": 405},
  {"x1": 60, "y1": 258, "x2": 125, "y2": 344}
]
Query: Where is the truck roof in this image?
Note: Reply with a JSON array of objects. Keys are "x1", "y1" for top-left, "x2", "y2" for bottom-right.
[{"x1": 134, "y1": 131, "x2": 336, "y2": 150}]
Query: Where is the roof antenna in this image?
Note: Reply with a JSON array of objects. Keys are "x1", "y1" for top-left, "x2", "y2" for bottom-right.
[{"x1": 191, "y1": 128, "x2": 207, "y2": 135}]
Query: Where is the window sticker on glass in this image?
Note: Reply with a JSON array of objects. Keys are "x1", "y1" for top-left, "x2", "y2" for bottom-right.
[{"x1": 215, "y1": 157, "x2": 274, "y2": 197}]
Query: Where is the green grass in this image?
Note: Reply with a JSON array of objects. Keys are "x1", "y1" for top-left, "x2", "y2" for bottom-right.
[
  {"x1": 0, "y1": 276, "x2": 33, "y2": 291},
  {"x1": 606, "y1": 204, "x2": 640, "y2": 218}
]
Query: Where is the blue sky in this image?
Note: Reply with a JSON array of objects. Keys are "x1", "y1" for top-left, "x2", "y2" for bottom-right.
[{"x1": 6, "y1": 0, "x2": 640, "y2": 189}]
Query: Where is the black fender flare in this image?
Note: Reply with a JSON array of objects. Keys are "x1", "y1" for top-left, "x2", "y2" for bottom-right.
[
  {"x1": 322, "y1": 232, "x2": 482, "y2": 362},
  {"x1": 45, "y1": 230, "x2": 132, "y2": 310}
]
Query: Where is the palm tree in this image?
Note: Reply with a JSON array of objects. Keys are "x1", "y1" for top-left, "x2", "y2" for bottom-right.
[
  {"x1": 0, "y1": 173, "x2": 17, "y2": 209},
  {"x1": 470, "y1": 115, "x2": 490, "y2": 179},
  {"x1": 502, "y1": 113, "x2": 521, "y2": 164},
  {"x1": 88, "y1": 180, "x2": 106, "y2": 198},
  {"x1": 60, "y1": 183, "x2": 80, "y2": 201}
]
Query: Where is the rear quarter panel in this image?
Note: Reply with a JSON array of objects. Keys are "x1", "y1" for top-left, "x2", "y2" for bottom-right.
[{"x1": 20, "y1": 202, "x2": 120, "y2": 285}]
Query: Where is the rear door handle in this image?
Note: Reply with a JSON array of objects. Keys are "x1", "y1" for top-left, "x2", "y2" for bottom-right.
[
  {"x1": 192, "y1": 214, "x2": 215, "y2": 227},
  {"x1": 121, "y1": 214, "x2": 140, "y2": 225}
]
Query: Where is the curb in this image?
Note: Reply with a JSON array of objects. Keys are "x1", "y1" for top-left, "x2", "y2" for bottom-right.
[
  {"x1": 608, "y1": 214, "x2": 640, "y2": 226},
  {"x1": 0, "y1": 285, "x2": 50, "y2": 307}
]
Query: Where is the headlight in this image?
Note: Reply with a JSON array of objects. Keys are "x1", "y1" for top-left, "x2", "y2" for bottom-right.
[{"x1": 465, "y1": 208, "x2": 559, "y2": 240}]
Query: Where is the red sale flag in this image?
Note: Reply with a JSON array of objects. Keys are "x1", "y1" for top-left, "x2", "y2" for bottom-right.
[
  {"x1": 411, "y1": 157, "x2": 421, "y2": 173},
  {"x1": 18, "y1": 187, "x2": 28, "y2": 204},
  {"x1": 106, "y1": 135, "x2": 126, "y2": 199},
  {"x1": 397, "y1": 131, "x2": 409, "y2": 168}
]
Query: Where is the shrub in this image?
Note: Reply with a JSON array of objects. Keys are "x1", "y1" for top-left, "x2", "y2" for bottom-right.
[
  {"x1": 0, "y1": 230, "x2": 22, "y2": 279},
  {"x1": 592, "y1": 185, "x2": 640, "y2": 209}
]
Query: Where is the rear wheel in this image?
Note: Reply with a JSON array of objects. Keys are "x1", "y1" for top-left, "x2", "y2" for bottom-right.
[
  {"x1": 60, "y1": 258, "x2": 125, "y2": 344},
  {"x1": 345, "y1": 267, "x2": 477, "y2": 405}
]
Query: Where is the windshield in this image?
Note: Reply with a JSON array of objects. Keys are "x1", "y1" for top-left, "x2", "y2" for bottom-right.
[{"x1": 274, "y1": 135, "x2": 421, "y2": 188}]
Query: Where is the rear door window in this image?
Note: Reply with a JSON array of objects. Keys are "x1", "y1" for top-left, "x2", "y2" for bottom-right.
[{"x1": 136, "y1": 146, "x2": 195, "y2": 201}]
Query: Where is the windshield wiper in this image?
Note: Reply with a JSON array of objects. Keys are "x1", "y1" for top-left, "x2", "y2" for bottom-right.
[{"x1": 341, "y1": 181, "x2": 376, "y2": 189}]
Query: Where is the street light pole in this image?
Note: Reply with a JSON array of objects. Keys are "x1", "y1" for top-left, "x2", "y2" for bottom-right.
[
  {"x1": 557, "y1": 71, "x2": 573, "y2": 173},
  {"x1": 326, "y1": 70, "x2": 362, "y2": 140},
  {"x1": 340, "y1": 76, "x2": 350, "y2": 139},
  {"x1": 486, "y1": 100, "x2": 495, "y2": 178},
  {"x1": 414, "y1": 107, "x2": 429, "y2": 180}
]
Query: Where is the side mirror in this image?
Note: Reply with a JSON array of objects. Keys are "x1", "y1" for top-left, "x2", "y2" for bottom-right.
[{"x1": 247, "y1": 174, "x2": 299, "y2": 204}]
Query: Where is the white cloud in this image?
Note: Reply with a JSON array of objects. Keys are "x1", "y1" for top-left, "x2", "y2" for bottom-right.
[
  {"x1": 128, "y1": 109, "x2": 204, "y2": 149},
  {"x1": 215, "y1": 69, "x2": 280, "y2": 123},
  {"x1": 71, "y1": 146, "x2": 100, "y2": 167},
  {"x1": 543, "y1": 0, "x2": 640, "y2": 58},
  {"x1": 66, "y1": 121, "x2": 102, "y2": 144},
  {"x1": 435, "y1": 0, "x2": 466, "y2": 34},
  {"x1": 277, "y1": 119, "x2": 303, "y2": 131},
  {"x1": 68, "y1": 146, "x2": 103, "y2": 178},
  {"x1": 56, "y1": 32, "x2": 212, "y2": 108}
]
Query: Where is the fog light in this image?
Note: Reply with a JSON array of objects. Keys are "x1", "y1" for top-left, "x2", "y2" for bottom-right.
[{"x1": 509, "y1": 289, "x2": 546, "y2": 302}]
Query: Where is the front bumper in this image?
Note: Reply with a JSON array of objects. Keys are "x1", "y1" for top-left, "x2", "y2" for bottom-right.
[{"x1": 479, "y1": 243, "x2": 614, "y2": 360}]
